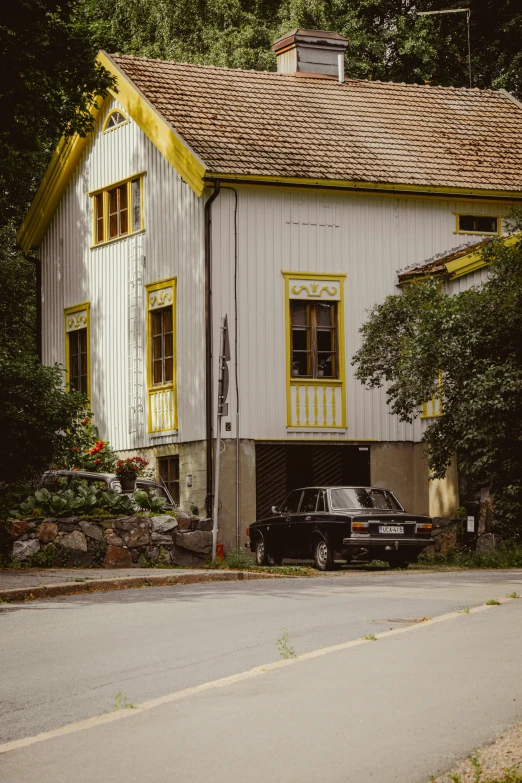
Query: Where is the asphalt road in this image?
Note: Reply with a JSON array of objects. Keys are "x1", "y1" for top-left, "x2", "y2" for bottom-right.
[{"x1": 1, "y1": 569, "x2": 522, "y2": 748}]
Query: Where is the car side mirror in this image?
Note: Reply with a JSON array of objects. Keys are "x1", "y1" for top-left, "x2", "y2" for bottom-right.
[{"x1": 271, "y1": 505, "x2": 281, "y2": 515}]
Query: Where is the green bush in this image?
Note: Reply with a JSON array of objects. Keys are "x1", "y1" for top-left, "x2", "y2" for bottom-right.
[{"x1": 11, "y1": 480, "x2": 166, "y2": 518}]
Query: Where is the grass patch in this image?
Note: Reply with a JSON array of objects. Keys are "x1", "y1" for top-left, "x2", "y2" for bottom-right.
[
  {"x1": 420, "y1": 544, "x2": 522, "y2": 570},
  {"x1": 507, "y1": 592, "x2": 520, "y2": 599},
  {"x1": 447, "y1": 757, "x2": 522, "y2": 783},
  {"x1": 105, "y1": 693, "x2": 136, "y2": 712},
  {"x1": 459, "y1": 606, "x2": 471, "y2": 613},
  {"x1": 205, "y1": 549, "x2": 313, "y2": 577},
  {"x1": 361, "y1": 633, "x2": 377, "y2": 641},
  {"x1": 485, "y1": 599, "x2": 501, "y2": 605}
]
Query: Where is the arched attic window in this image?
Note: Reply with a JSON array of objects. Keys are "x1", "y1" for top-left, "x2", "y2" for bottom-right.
[{"x1": 103, "y1": 109, "x2": 129, "y2": 133}]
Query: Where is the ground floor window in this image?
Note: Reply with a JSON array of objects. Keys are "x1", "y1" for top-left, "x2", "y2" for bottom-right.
[
  {"x1": 64, "y1": 303, "x2": 90, "y2": 396},
  {"x1": 158, "y1": 456, "x2": 180, "y2": 505}
]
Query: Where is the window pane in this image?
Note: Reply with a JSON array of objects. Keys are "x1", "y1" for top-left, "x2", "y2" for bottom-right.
[
  {"x1": 316, "y1": 492, "x2": 325, "y2": 512},
  {"x1": 132, "y1": 179, "x2": 141, "y2": 231},
  {"x1": 317, "y1": 330, "x2": 334, "y2": 352},
  {"x1": 292, "y1": 352, "x2": 310, "y2": 377},
  {"x1": 164, "y1": 332, "x2": 173, "y2": 358},
  {"x1": 119, "y1": 184, "x2": 128, "y2": 211},
  {"x1": 109, "y1": 188, "x2": 118, "y2": 214},
  {"x1": 153, "y1": 359, "x2": 163, "y2": 385},
  {"x1": 152, "y1": 335, "x2": 162, "y2": 361},
  {"x1": 301, "y1": 489, "x2": 318, "y2": 512},
  {"x1": 109, "y1": 211, "x2": 118, "y2": 238},
  {"x1": 292, "y1": 329, "x2": 308, "y2": 351},
  {"x1": 317, "y1": 353, "x2": 334, "y2": 377},
  {"x1": 163, "y1": 307, "x2": 173, "y2": 333},
  {"x1": 95, "y1": 194, "x2": 104, "y2": 243},
  {"x1": 291, "y1": 300, "x2": 308, "y2": 326},
  {"x1": 164, "y1": 357, "x2": 173, "y2": 382},
  {"x1": 119, "y1": 186, "x2": 128, "y2": 235},
  {"x1": 316, "y1": 302, "x2": 334, "y2": 327},
  {"x1": 151, "y1": 311, "x2": 162, "y2": 337},
  {"x1": 459, "y1": 214, "x2": 498, "y2": 233},
  {"x1": 282, "y1": 490, "x2": 302, "y2": 513}
]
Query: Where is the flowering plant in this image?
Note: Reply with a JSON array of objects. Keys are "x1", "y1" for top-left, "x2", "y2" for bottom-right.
[
  {"x1": 115, "y1": 456, "x2": 149, "y2": 480},
  {"x1": 54, "y1": 412, "x2": 117, "y2": 472}
]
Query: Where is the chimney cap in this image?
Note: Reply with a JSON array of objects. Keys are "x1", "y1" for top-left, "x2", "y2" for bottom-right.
[{"x1": 272, "y1": 29, "x2": 349, "y2": 55}]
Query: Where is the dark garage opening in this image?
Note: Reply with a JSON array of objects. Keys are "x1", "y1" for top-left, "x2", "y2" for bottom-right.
[{"x1": 255, "y1": 443, "x2": 371, "y2": 520}]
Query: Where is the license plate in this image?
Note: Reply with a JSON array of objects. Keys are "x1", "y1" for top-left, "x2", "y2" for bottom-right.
[{"x1": 379, "y1": 525, "x2": 404, "y2": 534}]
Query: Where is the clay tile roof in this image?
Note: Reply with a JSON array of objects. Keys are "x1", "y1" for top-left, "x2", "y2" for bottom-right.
[
  {"x1": 397, "y1": 236, "x2": 496, "y2": 282},
  {"x1": 109, "y1": 53, "x2": 522, "y2": 192}
]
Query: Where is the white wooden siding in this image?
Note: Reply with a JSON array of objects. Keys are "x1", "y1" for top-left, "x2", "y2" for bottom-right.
[
  {"x1": 40, "y1": 96, "x2": 204, "y2": 451},
  {"x1": 211, "y1": 188, "x2": 506, "y2": 443}
]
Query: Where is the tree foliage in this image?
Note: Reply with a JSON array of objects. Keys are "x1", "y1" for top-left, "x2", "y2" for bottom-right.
[
  {"x1": 352, "y1": 218, "x2": 522, "y2": 532},
  {"x1": 81, "y1": 0, "x2": 522, "y2": 97}
]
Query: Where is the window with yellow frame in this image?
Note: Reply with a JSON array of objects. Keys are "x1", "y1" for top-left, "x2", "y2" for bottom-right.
[
  {"x1": 146, "y1": 279, "x2": 178, "y2": 433},
  {"x1": 102, "y1": 109, "x2": 129, "y2": 133},
  {"x1": 454, "y1": 213, "x2": 501, "y2": 236},
  {"x1": 64, "y1": 303, "x2": 90, "y2": 398},
  {"x1": 91, "y1": 174, "x2": 144, "y2": 246},
  {"x1": 282, "y1": 272, "x2": 346, "y2": 429}
]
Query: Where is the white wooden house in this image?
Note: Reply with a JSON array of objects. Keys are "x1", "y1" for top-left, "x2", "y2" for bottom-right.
[{"x1": 19, "y1": 29, "x2": 522, "y2": 550}]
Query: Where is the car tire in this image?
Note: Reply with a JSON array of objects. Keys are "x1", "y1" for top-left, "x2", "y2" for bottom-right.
[
  {"x1": 387, "y1": 553, "x2": 409, "y2": 569},
  {"x1": 313, "y1": 538, "x2": 335, "y2": 571},
  {"x1": 255, "y1": 538, "x2": 268, "y2": 567}
]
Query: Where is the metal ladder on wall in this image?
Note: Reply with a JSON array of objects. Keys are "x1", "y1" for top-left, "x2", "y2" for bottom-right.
[{"x1": 128, "y1": 235, "x2": 145, "y2": 445}]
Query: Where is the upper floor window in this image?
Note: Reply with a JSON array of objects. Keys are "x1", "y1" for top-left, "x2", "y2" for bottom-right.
[
  {"x1": 291, "y1": 300, "x2": 338, "y2": 378},
  {"x1": 456, "y1": 214, "x2": 500, "y2": 235},
  {"x1": 92, "y1": 175, "x2": 143, "y2": 246},
  {"x1": 146, "y1": 279, "x2": 177, "y2": 433},
  {"x1": 151, "y1": 305, "x2": 174, "y2": 386},
  {"x1": 64, "y1": 303, "x2": 90, "y2": 397},
  {"x1": 103, "y1": 110, "x2": 129, "y2": 133}
]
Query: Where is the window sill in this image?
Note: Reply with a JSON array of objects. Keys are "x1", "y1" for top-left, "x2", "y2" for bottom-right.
[
  {"x1": 453, "y1": 230, "x2": 500, "y2": 237},
  {"x1": 149, "y1": 430, "x2": 179, "y2": 439},
  {"x1": 90, "y1": 228, "x2": 145, "y2": 250},
  {"x1": 287, "y1": 427, "x2": 347, "y2": 433}
]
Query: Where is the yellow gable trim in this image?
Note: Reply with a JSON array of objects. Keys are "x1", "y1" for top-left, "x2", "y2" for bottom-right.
[
  {"x1": 445, "y1": 233, "x2": 520, "y2": 279},
  {"x1": 98, "y1": 52, "x2": 206, "y2": 198},
  {"x1": 17, "y1": 52, "x2": 208, "y2": 253}
]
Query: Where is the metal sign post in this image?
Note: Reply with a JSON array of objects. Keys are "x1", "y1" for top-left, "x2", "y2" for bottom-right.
[{"x1": 212, "y1": 316, "x2": 230, "y2": 560}]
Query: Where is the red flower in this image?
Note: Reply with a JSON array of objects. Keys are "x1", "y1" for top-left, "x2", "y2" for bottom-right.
[
  {"x1": 82, "y1": 418, "x2": 89, "y2": 425},
  {"x1": 95, "y1": 459, "x2": 101, "y2": 465},
  {"x1": 74, "y1": 467, "x2": 79, "y2": 471},
  {"x1": 72, "y1": 447, "x2": 78, "y2": 452}
]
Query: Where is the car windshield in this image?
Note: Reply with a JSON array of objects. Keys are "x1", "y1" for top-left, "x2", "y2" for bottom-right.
[{"x1": 329, "y1": 488, "x2": 401, "y2": 511}]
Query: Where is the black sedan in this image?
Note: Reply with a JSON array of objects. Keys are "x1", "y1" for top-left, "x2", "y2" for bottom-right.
[{"x1": 247, "y1": 486, "x2": 434, "y2": 570}]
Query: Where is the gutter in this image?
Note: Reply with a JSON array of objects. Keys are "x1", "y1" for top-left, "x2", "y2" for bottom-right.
[
  {"x1": 204, "y1": 181, "x2": 221, "y2": 517},
  {"x1": 204, "y1": 177, "x2": 522, "y2": 204}
]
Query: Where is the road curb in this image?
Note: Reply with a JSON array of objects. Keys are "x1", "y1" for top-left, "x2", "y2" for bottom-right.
[{"x1": 0, "y1": 569, "x2": 285, "y2": 603}]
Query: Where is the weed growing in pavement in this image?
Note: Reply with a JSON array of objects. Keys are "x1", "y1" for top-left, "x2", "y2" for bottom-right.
[
  {"x1": 105, "y1": 693, "x2": 136, "y2": 712},
  {"x1": 420, "y1": 544, "x2": 522, "y2": 570},
  {"x1": 205, "y1": 549, "x2": 312, "y2": 576},
  {"x1": 459, "y1": 606, "x2": 471, "y2": 613},
  {"x1": 276, "y1": 629, "x2": 296, "y2": 659},
  {"x1": 507, "y1": 592, "x2": 520, "y2": 599},
  {"x1": 361, "y1": 634, "x2": 377, "y2": 641},
  {"x1": 485, "y1": 599, "x2": 501, "y2": 606},
  {"x1": 448, "y1": 756, "x2": 522, "y2": 783}
]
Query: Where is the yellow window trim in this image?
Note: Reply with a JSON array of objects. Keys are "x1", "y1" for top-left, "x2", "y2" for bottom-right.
[
  {"x1": 446, "y1": 232, "x2": 520, "y2": 279},
  {"x1": 453, "y1": 212, "x2": 502, "y2": 237},
  {"x1": 145, "y1": 278, "x2": 178, "y2": 434},
  {"x1": 102, "y1": 108, "x2": 130, "y2": 133},
  {"x1": 90, "y1": 174, "x2": 145, "y2": 247},
  {"x1": 282, "y1": 271, "x2": 347, "y2": 429},
  {"x1": 64, "y1": 302, "x2": 91, "y2": 400}
]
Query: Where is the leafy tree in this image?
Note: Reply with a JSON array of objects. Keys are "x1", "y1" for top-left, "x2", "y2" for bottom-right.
[
  {"x1": 352, "y1": 217, "x2": 522, "y2": 533},
  {"x1": 81, "y1": 0, "x2": 522, "y2": 97}
]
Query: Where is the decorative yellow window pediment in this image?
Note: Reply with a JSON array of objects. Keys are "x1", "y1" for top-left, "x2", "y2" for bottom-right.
[{"x1": 283, "y1": 272, "x2": 346, "y2": 429}]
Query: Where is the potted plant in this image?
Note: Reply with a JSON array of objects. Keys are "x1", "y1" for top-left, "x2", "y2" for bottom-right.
[{"x1": 115, "y1": 456, "x2": 149, "y2": 492}]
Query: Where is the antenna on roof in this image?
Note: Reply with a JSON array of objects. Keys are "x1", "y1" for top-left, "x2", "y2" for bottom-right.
[{"x1": 418, "y1": 8, "x2": 472, "y2": 89}]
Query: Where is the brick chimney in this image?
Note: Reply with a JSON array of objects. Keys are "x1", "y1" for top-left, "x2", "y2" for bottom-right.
[{"x1": 272, "y1": 29, "x2": 349, "y2": 80}]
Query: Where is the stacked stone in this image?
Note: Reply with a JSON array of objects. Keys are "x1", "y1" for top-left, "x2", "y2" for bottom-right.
[{"x1": 3, "y1": 515, "x2": 213, "y2": 568}]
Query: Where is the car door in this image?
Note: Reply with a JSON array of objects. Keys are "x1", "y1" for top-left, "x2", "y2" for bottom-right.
[
  {"x1": 270, "y1": 489, "x2": 303, "y2": 557},
  {"x1": 290, "y1": 489, "x2": 319, "y2": 557}
]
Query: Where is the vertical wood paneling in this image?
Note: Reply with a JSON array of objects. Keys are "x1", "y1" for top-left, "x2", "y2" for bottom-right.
[
  {"x1": 212, "y1": 188, "x2": 507, "y2": 444},
  {"x1": 40, "y1": 96, "x2": 204, "y2": 452}
]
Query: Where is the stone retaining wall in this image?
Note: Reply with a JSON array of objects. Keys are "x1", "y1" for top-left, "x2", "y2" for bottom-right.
[{"x1": 2, "y1": 514, "x2": 213, "y2": 568}]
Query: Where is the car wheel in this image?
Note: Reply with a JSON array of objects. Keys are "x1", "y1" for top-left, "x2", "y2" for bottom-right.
[
  {"x1": 255, "y1": 538, "x2": 268, "y2": 566},
  {"x1": 314, "y1": 538, "x2": 335, "y2": 571},
  {"x1": 387, "y1": 553, "x2": 409, "y2": 569}
]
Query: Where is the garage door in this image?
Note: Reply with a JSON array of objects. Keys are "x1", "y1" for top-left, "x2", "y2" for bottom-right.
[{"x1": 255, "y1": 443, "x2": 371, "y2": 520}]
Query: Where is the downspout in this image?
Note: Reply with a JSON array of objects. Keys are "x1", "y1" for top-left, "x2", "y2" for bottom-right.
[
  {"x1": 204, "y1": 181, "x2": 221, "y2": 517},
  {"x1": 27, "y1": 256, "x2": 42, "y2": 361}
]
